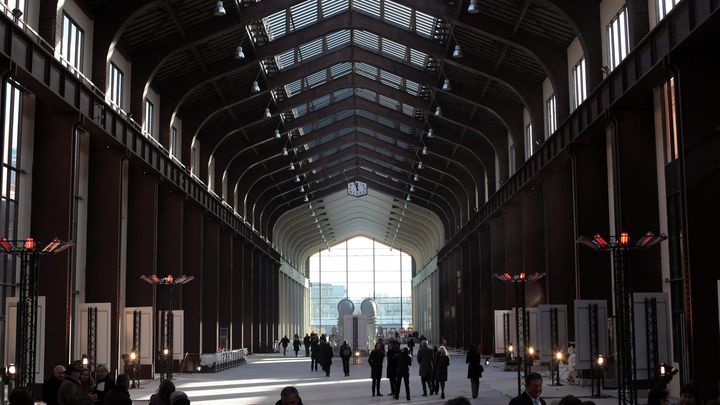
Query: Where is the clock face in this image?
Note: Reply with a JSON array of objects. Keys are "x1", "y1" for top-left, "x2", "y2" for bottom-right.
[{"x1": 347, "y1": 181, "x2": 368, "y2": 197}]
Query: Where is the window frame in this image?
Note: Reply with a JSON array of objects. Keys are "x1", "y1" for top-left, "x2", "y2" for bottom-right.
[
  {"x1": 607, "y1": 7, "x2": 630, "y2": 72},
  {"x1": 143, "y1": 98, "x2": 154, "y2": 137},
  {"x1": 545, "y1": 94, "x2": 557, "y2": 137},
  {"x1": 656, "y1": 0, "x2": 681, "y2": 22},
  {"x1": 524, "y1": 123, "x2": 533, "y2": 159},
  {"x1": 108, "y1": 62, "x2": 124, "y2": 109},
  {"x1": 659, "y1": 76, "x2": 680, "y2": 164},
  {"x1": 572, "y1": 57, "x2": 587, "y2": 110},
  {"x1": 61, "y1": 11, "x2": 85, "y2": 73}
]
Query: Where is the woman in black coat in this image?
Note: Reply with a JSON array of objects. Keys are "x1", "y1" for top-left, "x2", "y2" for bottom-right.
[
  {"x1": 466, "y1": 344, "x2": 484, "y2": 399},
  {"x1": 386, "y1": 341, "x2": 400, "y2": 397},
  {"x1": 368, "y1": 342, "x2": 385, "y2": 396},
  {"x1": 434, "y1": 346, "x2": 450, "y2": 399}
]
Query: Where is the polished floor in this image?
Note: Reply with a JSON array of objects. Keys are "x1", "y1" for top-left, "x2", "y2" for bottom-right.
[{"x1": 129, "y1": 352, "x2": 620, "y2": 404}]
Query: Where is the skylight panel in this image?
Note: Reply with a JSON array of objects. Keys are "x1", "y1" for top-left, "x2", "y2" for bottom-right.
[
  {"x1": 377, "y1": 115, "x2": 395, "y2": 128},
  {"x1": 405, "y1": 79, "x2": 422, "y2": 96},
  {"x1": 334, "y1": 88, "x2": 353, "y2": 101},
  {"x1": 289, "y1": 0, "x2": 318, "y2": 32},
  {"x1": 353, "y1": 30, "x2": 379, "y2": 52},
  {"x1": 316, "y1": 115, "x2": 334, "y2": 129},
  {"x1": 311, "y1": 94, "x2": 331, "y2": 111},
  {"x1": 326, "y1": 30, "x2": 351, "y2": 51},
  {"x1": 321, "y1": 0, "x2": 349, "y2": 17},
  {"x1": 294, "y1": 104, "x2": 308, "y2": 117},
  {"x1": 402, "y1": 104, "x2": 416, "y2": 117},
  {"x1": 336, "y1": 110, "x2": 353, "y2": 121},
  {"x1": 299, "y1": 37, "x2": 324, "y2": 61},
  {"x1": 383, "y1": 0, "x2": 412, "y2": 30},
  {"x1": 354, "y1": 63, "x2": 378, "y2": 80},
  {"x1": 353, "y1": 0, "x2": 381, "y2": 17},
  {"x1": 356, "y1": 88, "x2": 377, "y2": 102},
  {"x1": 409, "y1": 48, "x2": 429, "y2": 68},
  {"x1": 263, "y1": 10, "x2": 287, "y2": 42},
  {"x1": 330, "y1": 62, "x2": 352, "y2": 78},
  {"x1": 378, "y1": 94, "x2": 400, "y2": 111},
  {"x1": 399, "y1": 124, "x2": 412, "y2": 134},
  {"x1": 380, "y1": 38, "x2": 407, "y2": 61},
  {"x1": 285, "y1": 79, "x2": 302, "y2": 97},
  {"x1": 415, "y1": 11, "x2": 436, "y2": 38},
  {"x1": 305, "y1": 70, "x2": 328, "y2": 88},
  {"x1": 379, "y1": 70, "x2": 402, "y2": 89},
  {"x1": 356, "y1": 109, "x2": 375, "y2": 121},
  {"x1": 276, "y1": 49, "x2": 296, "y2": 70}
]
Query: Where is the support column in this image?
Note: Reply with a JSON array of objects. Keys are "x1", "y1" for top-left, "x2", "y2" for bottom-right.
[
  {"x1": 182, "y1": 205, "x2": 203, "y2": 354},
  {"x1": 243, "y1": 243, "x2": 254, "y2": 353},
  {"x1": 157, "y1": 186, "x2": 183, "y2": 301},
  {"x1": 218, "y1": 227, "x2": 232, "y2": 350},
  {"x1": 32, "y1": 107, "x2": 77, "y2": 379},
  {"x1": 201, "y1": 217, "x2": 219, "y2": 353},
  {"x1": 126, "y1": 164, "x2": 158, "y2": 308},
  {"x1": 252, "y1": 249, "x2": 262, "y2": 352},
  {"x1": 85, "y1": 141, "x2": 125, "y2": 374},
  {"x1": 478, "y1": 225, "x2": 494, "y2": 355},
  {"x1": 231, "y1": 236, "x2": 244, "y2": 350},
  {"x1": 521, "y1": 188, "x2": 546, "y2": 307}
]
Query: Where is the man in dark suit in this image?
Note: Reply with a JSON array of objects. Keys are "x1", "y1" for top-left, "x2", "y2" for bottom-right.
[{"x1": 508, "y1": 372, "x2": 547, "y2": 405}]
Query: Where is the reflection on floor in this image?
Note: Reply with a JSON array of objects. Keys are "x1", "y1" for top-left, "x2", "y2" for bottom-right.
[{"x1": 128, "y1": 353, "x2": 620, "y2": 404}]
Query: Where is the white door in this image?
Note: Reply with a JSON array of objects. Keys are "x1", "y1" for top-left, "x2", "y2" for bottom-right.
[
  {"x1": 4, "y1": 296, "x2": 46, "y2": 382},
  {"x1": 77, "y1": 303, "x2": 112, "y2": 367}
]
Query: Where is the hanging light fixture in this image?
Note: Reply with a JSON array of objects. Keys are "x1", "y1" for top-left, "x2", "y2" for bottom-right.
[
  {"x1": 304, "y1": 195, "x2": 309, "y2": 202},
  {"x1": 214, "y1": 1, "x2": 226, "y2": 16},
  {"x1": 295, "y1": 175, "x2": 301, "y2": 182},
  {"x1": 289, "y1": 162, "x2": 295, "y2": 170},
  {"x1": 434, "y1": 106, "x2": 442, "y2": 116},
  {"x1": 417, "y1": 161, "x2": 424, "y2": 169},
  {"x1": 467, "y1": 0, "x2": 479, "y2": 13},
  {"x1": 308, "y1": 203, "x2": 313, "y2": 210},
  {"x1": 275, "y1": 129, "x2": 281, "y2": 139},
  {"x1": 409, "y1": 185, "x2": 415, "y2": 192},
  {"x1": 264, "y1": 108, "x2": 272, "y2": 118},
  {"x1": 426, "y1": 128, "x2": 434, "y2": 138},
  {"x1": 406, "y1": 194, "x2": 412, "y2": 201},
  {"x1": 235, "y1": 46, "x2": 245, "y2": 60},
  {"x1": 300, "y1": 185, "x2": 305, "y2": 193},
  {"x1": 251, "y1": 80, "x2": 261, "y2": 93},
  {"x1": 282, "y1": 147, "x2": 288, "y2": 156},
  {"x1": 413, "y1": 173, "x2": 419, "y2": 182},
  {"x1": 442, "y1": 78, "x2": 452, "y2": 91},
  {"x1": 422, "y1": 146, "x2": 428, "y2": 155},
  {"x1": 452, "y1": 44, "x2": 463, "y2": 58}
]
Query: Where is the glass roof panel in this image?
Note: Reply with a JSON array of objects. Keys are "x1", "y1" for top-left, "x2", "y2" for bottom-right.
[
  {"x1": 409, "y1": 49, "x2": 429, "y2": 68},
  {"x1": 326, "y1": 30, "x2": 351, "y2": 51},
  {"x1": 276, "y1": 49, "x2": 295, "y2": 70},
  {"x1": 289, "y1": 0, "x2": 319, "y2": 32},
  {"x1": 330, "y1": 62, "x2": 353, "y2": 78},
  {"x1": 379, "y1": 70, "x2": 402, "y2": 89},
  {"x1": 321, "y1": 0, "x2": 349, "y2": 17},
  {"x1": 353, "y1": 30, "x2": 379, "y2": 51},
  {"x1": 353, "y1": 0, "x2": 381, "y2": 16},
  {"x1": 382, "y1": 0, "x2": 412, "y2": 30},
  {"x1": 285, "y1": 79, "x2": 302, "y2": 97},
  {"x1": 305, "y1": 69, "x2": 328, "y2": 88},
  {"x1": 262, "y1": 9, "x2": 287, "y2": 41},
  {"x1": 299, "y1": 37, "x2": 324, "y2": 60},
  {"x1": 414, "y1": 11, "x2": 436, "y2": 38},
  {"x1": 355, "y1": 88, "x2": 377, "y2": 102},
  {"x1": 380, "y1": 37, "x2": 407, "y2": 61}
]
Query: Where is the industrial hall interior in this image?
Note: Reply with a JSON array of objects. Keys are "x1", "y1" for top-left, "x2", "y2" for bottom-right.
[{"x1": 0, "y1": 0, "x2": 718, "y2": 404}]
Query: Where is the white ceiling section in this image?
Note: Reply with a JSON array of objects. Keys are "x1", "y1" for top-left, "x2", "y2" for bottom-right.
[{"x1": 273, "y1": 187, "x2": 444, "y2": 274}]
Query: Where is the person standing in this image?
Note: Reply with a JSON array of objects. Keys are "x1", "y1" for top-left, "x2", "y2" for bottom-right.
[
  {"x1": 58, "y1": 364, "x2": 97, "y2": 405},
  {"x1": 417, "y1": 340, "x2": 434, "y2": 396},
  {"x1": 280, "y1": 336, "x2": 290, "y2": 356},
  {"x1": 368, "y1": 342, "x2": 384, "y2": 396},
  {"x1": 434, "y1": 346, "x2": 450, "y2": 399},
  {"x1": 393, "y1": 347, "x2": 412, "y2": 401},
  {"x1": 93, "y1": 364, "x2": 115, "y2": 404},
  {"x1": 339, "y1": 340, "x2": 353, "y2": 377},
  {"x1": 407, "y1": 338, "x2": 416, "y2": 356},
  {"x1": 508, "y1": 372, "x2": 547, "y2": 405},
  {"x1": 42, "y1": 365, "x2": 66, "y2": 405},
  {"x1": 431, "y1": 344, "x2": 440, "y2": 394},
  {"x1": 310, "y1": 334, "x2": 319, "y2": 371},
  {"x1": 149, "y1": 380, "x2": 175, "y2": 405},
  {"x1": 103, "y1": 374, "x2": 132, "y2": 405},
  {"x1": 386, "y1": 340, "x2": 400, "y2": 398},
  {"x1": 318, "y1": 335, "x2": 334, "y2": 377},
  {"x1": 293, "y1": 334, "x2": 301, "y2": 357},
  {"x1": 465, "y1": 344, "x2": 483, "y2": 399},
  {"x1": 303, "y1": 334, "x2": 311, "y2": 357}
]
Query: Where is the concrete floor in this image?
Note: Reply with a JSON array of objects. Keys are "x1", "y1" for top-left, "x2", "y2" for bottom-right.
[{"x1": 128, "y1": 353, "x2": 621, "y2": 404}]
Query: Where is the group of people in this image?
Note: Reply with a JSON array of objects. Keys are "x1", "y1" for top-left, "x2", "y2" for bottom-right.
[
  {"x1": 38, "y1": 363, "x2": 132, "y2": 405},
  {"x1": 279, "y1": 334, "x2": 303, "y2": 357}
]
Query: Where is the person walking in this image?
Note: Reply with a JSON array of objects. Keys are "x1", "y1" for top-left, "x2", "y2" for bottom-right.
[
  {"x1": 280, "y1": 336, "x2": 290, "y2": 356},
  {"x1": 434, "y1": 346, "x2": 450, "y2": 399},
  {"x1": 293, "y1": 334, "x2": 301, "y2": 357},
  {"x1": 368, "y1": 342, "x2": 384, "y2": 396},
  {"x1": 310, "y1": 334, "x2": 319, "y2": 371},
  {"x1": 318, "y1": 335, "x2": 334, "y2": 377},
  {"x1": 407, "y1": 338, "x2": 416, "y2": 356},
  {"x1": 393, "y1": 347, "x2": 412, "y2": 401},
  {"x1": 303, "y1": 334, "x2": 311, "y2": 357},
  {"x1": 465, "y1": 344, "x2": 484, "y2": 399},
  {"x1": 417, "y1": 340, "x2": 434, "y2": 396},
  {"x1": 386, "y1": 340, "x2": 400, "y2": 398},
  {"x1": 431, "y1": 344, "x2": 440, "y2": 394},
  {"x1": 340, "y1": 340, "x2": 353, "y2": 376}
]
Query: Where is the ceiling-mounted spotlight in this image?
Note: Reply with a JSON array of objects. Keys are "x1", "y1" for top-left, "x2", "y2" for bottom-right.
[
  {"x1": 264, "y1": 108, "x2": 272, "y2": 118},
  {"x1": 235, "y1": 46, "x2": 245, "y2": 60},
  {"x1": 311, "y1": 210, "x2": 315, "y2": 216},
  {"x1": 406, "y1": 194, "x2": 412, "y2": 201},
  {"x1": 300, "y1": 185, "x2": 305, "y2": 192},
  {"x1": 308, "y1": 203, "x2": 313, "y2": 210},
  {"x1": 214, "y1": 1, "x2": 226, "y2": 16},
  {"x1": 417, "y1": 161, "x2": 424, "y2": 169},
  {"x1": 452, "y1": 44, "x2": 463, "y2": 58},
  {"x1": 275, "y1": 129, "x2": 281, "y2": 139},
  {"x1": 289, "y1": 162, "x2": 295, "y2": 170},
  {"x1": 295, "y1": 175, "x2": 301, "y2": 182},
  {"x1": 304, "y1": 195, "x2": 309, "y2": 202},
  {"x1": 282, "y1": 147, "x2": 288, "y2": 156},
  {"x1": 467, "y1": 0, "x2": 479, "y2": 13},
  {"x1": 442, "y1": 79, "x2": 452, "y2": 91},
  {"x1": 422, "y1": 146, "x2": 428, "y2": 155},
  {"x1": 434, "y1": 106, "x2": 442, "y2": 116},
  {"x1": 409, "y1": 185, "x2": 415, "y2": 192},
  {"x1": 251, "y1": 80, "x2": 261, "y2": 93},
  {"x1": 413, "y1": 173, "x2": 420, "y2": 182},
  {"x1": 426, "y1": 128, "x2": 434, "y2": 138},
  {"x1": 404, "y1": 201, "x2": 409, "y2": 209}
]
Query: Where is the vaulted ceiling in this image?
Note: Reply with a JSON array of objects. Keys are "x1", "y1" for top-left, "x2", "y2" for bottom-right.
[{"x1": 84, "y1": 0, "x2": 584, "y2": 271}]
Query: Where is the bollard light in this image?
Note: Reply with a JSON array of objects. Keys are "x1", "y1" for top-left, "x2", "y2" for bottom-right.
[{"x1": 82, "y1": 354, "x2": 89, "y2": 366}]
